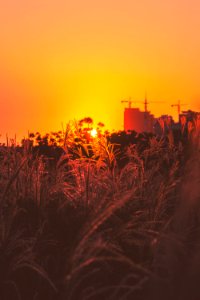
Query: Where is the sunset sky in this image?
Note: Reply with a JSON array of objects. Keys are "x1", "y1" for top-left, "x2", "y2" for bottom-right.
[{"x1": 1, "y1": 0, "x2": 200, "y2": 141}]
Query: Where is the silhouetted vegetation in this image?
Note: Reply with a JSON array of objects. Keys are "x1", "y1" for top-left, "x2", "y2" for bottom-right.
[{"x1": 0, "y1": 117, "x2": 199, "y2": 300}]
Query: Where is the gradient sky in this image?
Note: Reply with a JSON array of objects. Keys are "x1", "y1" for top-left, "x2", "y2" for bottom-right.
[{"x1": 0, "y1": 0, "x2": 200, "y2": 141}]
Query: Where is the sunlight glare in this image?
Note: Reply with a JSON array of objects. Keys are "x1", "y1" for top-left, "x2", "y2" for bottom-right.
[{"x1": 90, "y1": 129, "x2": 97, "y2": 138}]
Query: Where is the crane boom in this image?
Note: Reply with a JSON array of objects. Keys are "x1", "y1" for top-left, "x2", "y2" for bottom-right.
[
  {"x1": 121, "y1": 98, "x2": 135, "y2": 108},
  {"x1": 141, "y1": 97, "x2": 165, "y2": 112},
  {"x1": 171, "y1": 100, "x2": 188, "y2": 117},
  {"x1": 121, "y1": 96, "x2": 165, "y2": 112}
]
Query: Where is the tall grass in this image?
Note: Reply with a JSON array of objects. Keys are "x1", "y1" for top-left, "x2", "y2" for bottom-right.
[{"x1": 0, "y1": 122, "x2": 199, "y2": 299}]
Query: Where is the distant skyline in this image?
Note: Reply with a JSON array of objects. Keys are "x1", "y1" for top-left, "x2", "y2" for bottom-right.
[{"x1": 1, "y1": 0, "x2": 200, "y2": 141}]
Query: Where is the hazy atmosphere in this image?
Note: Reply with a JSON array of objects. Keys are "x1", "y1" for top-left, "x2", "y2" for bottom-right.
[
  {"x1": 1, "y1": 0, "x2": 200, "y2": 139},
  {"x1": 0, "y1": 2, "x2": 200, "y2": 299}
]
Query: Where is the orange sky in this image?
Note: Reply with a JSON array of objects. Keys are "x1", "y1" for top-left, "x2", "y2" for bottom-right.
[{"x1": 0, "y1": 0, "x2": 200, "y2": 141}]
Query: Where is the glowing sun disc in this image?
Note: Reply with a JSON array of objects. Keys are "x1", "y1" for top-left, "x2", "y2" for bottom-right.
[{"x1": 90, "y1": 129, "x2": 97, "y2": 137}]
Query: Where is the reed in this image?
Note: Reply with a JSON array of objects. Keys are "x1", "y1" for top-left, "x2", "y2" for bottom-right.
[{"x1": 0, "y1": 123, "x2": 199, "y2": 299}]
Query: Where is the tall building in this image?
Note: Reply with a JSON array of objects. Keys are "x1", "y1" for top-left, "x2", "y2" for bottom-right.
[{"x1": 123, "y1": 108, "x2": 155, "y2": 133}]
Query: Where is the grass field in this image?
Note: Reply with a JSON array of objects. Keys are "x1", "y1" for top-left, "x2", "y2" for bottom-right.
[{"x1": 0, "y1": 120, "x2": 199, "y2": 300}]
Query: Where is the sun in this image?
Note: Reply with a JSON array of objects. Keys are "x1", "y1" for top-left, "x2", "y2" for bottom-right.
[{"x1": 90, "y1": 128, "x2": 98, "y2": 138}]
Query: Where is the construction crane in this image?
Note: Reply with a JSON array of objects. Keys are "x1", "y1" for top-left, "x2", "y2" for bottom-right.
[
  {"x1": 141, "y1": 97, "x2": 165, "y2": 113},
  {"x1": 136, "y1": 95, "x2": 165, "y2": 113},
  {"x1": 171, "y1": 100, "x2": 188, "y2": 118},
  {"x1": 121, "y1": 96, "x2": 164, "y2": 112},
  {"x1": 121, "y1": 98, "x2": 135, "y2": 108}
]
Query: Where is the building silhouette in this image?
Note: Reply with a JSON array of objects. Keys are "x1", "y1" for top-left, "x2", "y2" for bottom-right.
[{"x1": 123, "y1": 107, "x2": 155, "y2": 133}]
